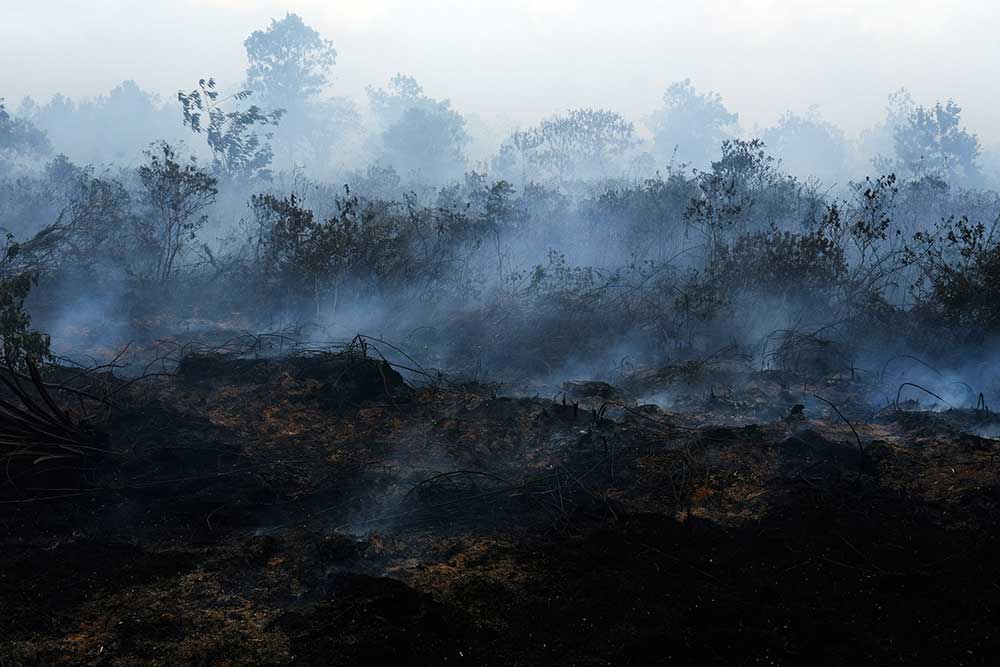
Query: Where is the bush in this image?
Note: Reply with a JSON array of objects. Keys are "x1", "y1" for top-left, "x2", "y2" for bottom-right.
[
  {"x1": 0, "y1": 239, "x2": 50, "y2": 365},
  {"x1": 712, "y1": 229, "x2": 847, "y2": 296},
  {"x1": 909, "y1": 214, "x2": 1000, "y2": 336}
]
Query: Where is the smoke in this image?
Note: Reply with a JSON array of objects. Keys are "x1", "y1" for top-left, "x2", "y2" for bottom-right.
[{"x1": 3, "y1": 10, "x2": 1000, "y2": 417}]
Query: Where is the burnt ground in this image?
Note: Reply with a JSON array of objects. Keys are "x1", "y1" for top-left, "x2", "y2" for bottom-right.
[{"x1": 2, "y1": 351, "x2": 1000, "y2": 665}]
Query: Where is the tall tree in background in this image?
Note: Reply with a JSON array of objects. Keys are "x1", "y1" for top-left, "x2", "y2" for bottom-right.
[
  {"x1": 0, "y1": 99, "x2": 50, "y2": 170},
  {"x1": 491, "y1": 128, "x2": 544, "y2": 185},
  {"x1": 367, "y1": 75, "x2": 427, "y2": 127},
  {"x1": 536, "y1": 109, "x2": 637, "y2": 180},
  {"x1": 868, "y1": 89, "x2": 982, "y2": 186},
  {"x1": 244, "y1": 13, "x2": 357, "y2": 173},
  {"x1": 367, "y1": 75, "x2": 469, "y2": 182},
  {"x1": 648, "y1": 79, "x2": 739, "y2": 169},
  {"x1": 493, "y1": 109, "x2": 637, "y2": 182},
  {"x1": 17, "y1": 82, "x2": 180, "y2": 166},
  {"x1": 761, "y1": 109, "x2": 849, "y2": 186},
  {"x1": 244, "y1": 13, "x2": 338, "y2": 109},
  {"x1": 892, "y1": 99, "x2": 980, "y2": 185}
]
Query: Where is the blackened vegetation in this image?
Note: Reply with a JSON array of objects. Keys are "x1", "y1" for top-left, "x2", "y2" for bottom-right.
[
  {"x1": 3, "y1": 127, "x2": 998, "y2": 382},
  {"x1": 177, "y1": 347, "x2": 412, "y2": 409},
  {"x1": 5, "y1": 17, "x2": 1000, "y2": 665},
  {"x1": 5, "y1": 146, "x2": 1000, "y2": 662},
  {"x1": 0, "y1": 360, "x2": 108, "y2": 487}
]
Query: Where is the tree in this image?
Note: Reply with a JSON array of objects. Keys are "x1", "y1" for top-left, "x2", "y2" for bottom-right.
[
  {"x1": 367, "y1": 75, "x2": 469, "y2": 181},
  {"x1": 250, "y1": 193, "x2": 331, "y2": 301},
  {"x1": 137, "y1": 142, "x2": 218, "y2": 285},
  {"x1": 368, "y1": 75, "x2": 425, "y2": 125},
  {"x1": 892, "y1": 99, "x2": 981, "y2": 184},
  {"x1": 648, "y1": 79, "x2": 739, "y2": 168},
  {"x1": 381, "y1": 107, "x2": 468, "y2": 179},
  {"x1": 0, "y1": 99, "x2": 50, "y2": 169},
  {"x1": 903, "y1": 211, "x2": 1000, "y2": 340},
  {"x1": 685, "y1": 139, "x2": 786, "y2": 257},
  {"x1": 17, "y1": 82, "x2": 182, "y2": 166},
  {"x1": 178, "y1": 78, "x2": 285, "y2": 181},
  {"x1": 243, "y1": 14, "x2": 351, "y2": 172},
  {"x1": 493, "y1": 109, "x2": 637, "y2": 182},
  {"x1": 491, "y1": 128, "x2": 544, "y2": 184},
  {"x1": 536, "y1": 109, "x2": 637, "y2": 180},
  {"x1": 760, "y1": 109, "x2": 849, "y2": 185},
  {"x1": 244, "y1": 13, "x2": 337, "y2": 107},
  {"x1": 0, "y1": 239, "x2": 49, "y2": 365},
  {"x1": 866, "y1": 89, "x2": 981, "y2": 185},
  {"x1": 15, "y1": 165, "x2": 133, "y2": 274}
]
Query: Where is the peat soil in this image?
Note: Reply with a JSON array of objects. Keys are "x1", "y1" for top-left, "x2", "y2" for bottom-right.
[{"x1": 2, "y1": 352, "x2": 999, "y2": 665}]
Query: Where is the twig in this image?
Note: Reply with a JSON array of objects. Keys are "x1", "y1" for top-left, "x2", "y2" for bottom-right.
[
  {"x1": 895, "y1": 382, "x2": 951, "y2": 410},
  {"x1": 812, "y1": 393, "x2": 865, "y2": 464}
]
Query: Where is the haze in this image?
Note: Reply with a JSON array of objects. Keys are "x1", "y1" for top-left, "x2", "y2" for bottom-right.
[{"x1": 3, "y1": 0, "x2": 998, "y2": 141}]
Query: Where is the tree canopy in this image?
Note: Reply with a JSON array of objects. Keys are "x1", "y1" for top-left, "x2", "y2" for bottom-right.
[
  {"x1": 244, "y1": 13, "x2": 338, "y2": 107},
  {"x1": 648, "y1": 79, "x2": 739, "y2": 169}
]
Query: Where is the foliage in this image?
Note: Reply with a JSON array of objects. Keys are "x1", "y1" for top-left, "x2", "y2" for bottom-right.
[
  {"x1": 250, "y1": 192, "x2": 341, "y2": 300},
  {"x1": 871, "y1": 89, "x2": 982, "y2": 185},
  {"x1": 0, "y1": 239, "x2": 49, "y2": 365},
  {"x1": 494, "y1": 109, "x2": 637, "y2": 182},
  {"x1": 893, "y1": 100, "x2": 980, "y2": 183},
  {"x1": 0, "y1": 98, "x2": 50, "y2": 167},
  {"x1": 818, "y1": 174, "x2": 919, "y2": 305},
  {"x1": 535, "y1": 109, "x2": 637, "y2": 180},
  {"x1": 16, "y1": 82, "x2": 180, "y2": 166},
  {"x1": 244, "y1": 13, "x2": 337, "y2": 106},
  {"x1": 241, "y1": 13, "x2": 352, "y2": 172},
  {"x1": 367, "y1": 75, "x2": 469, "y2": 181},
  {"x1": 685, "y1": 139, "x2": 788, "y2": 255},
  {"x1": 342, "y1": 162, "x2": 402, "y2": 200},
  {"x1": 367, "y1": 75, "x2": 426, "y2": 124},
  {"x1": 381, "y1": 106, "x2": 468, "y2": 178},
  {"x1": 760, "y1": 109, "x2": 849, "y2": 184},
  {"x1": 648, "y1": 80, "x2": 739, "y2": 168},
  {"x1": 16, "y1": 165, "x2": 133, "y2": 274},
  {"x1": 0, "y1": 154, "x2": 84, "y2": 240},
  {"x1": 247, "y1": 177, "x2": 518, "y2": 312},
  {"x1": 6, "y1": 40, "x2": 1000, "y2": 377},
  {"x1": 713, "y1": 229, "x2": 847, "y2": 296},
  {"x1": 909, "y1": 213, "x2": 1000, "y2": 334},
  {"x1": 585, "y1": 169, "x2": 698, "y2": 262},
  {"x1": 491, "y1": 128, "x2": 545, "y2": 184},
  {"x1": 137, "y1": 142, "x2": 218, "y2": 285},
  {"x1": 178, "y1": 78, "x2": 285, "y2": 181}
]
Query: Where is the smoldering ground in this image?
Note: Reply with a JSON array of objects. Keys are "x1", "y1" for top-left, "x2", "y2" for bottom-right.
[{"x1": 5, "y1": 8, "x2": 1000, "y2": 666}]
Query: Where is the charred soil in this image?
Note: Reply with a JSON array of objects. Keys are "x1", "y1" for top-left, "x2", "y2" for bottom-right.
[{"x1": 2, "y1": 353, "x2": 999, "y2": 665}]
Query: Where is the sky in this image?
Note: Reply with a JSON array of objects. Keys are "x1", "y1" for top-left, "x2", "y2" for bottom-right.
[{"x1": 3, "y1": 0, "x2": 999, "y2": 141}]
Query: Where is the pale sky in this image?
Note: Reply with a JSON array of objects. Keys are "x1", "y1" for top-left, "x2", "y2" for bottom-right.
[{"x1": 3, "y1": 0, "x2": 999, "y2": 140}]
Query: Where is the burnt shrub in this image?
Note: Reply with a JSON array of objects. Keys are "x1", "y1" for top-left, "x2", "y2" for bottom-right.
[
  {"x1": 712, "y1": 229, "x2": 847, "y2": 297},
  {"x1": 243, "y1": 184, "x2": 503, "y2": 314},
  {"x1": 909, "y1": 214, "x2": 1000, "y2": 339}
]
